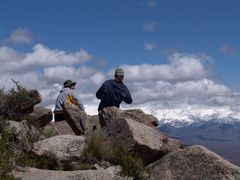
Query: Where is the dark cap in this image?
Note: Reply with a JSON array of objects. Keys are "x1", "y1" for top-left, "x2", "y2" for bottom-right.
[
  {"x1": 63, "y1": 80, "x2": 76, "y2": 87},
  {"x1": 114, "y1": 68, "x2": 124, "y2": 76}
]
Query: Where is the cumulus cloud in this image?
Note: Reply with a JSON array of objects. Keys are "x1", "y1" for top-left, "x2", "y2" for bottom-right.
[
  {"x1": 0, "y1": 44, "x2": 92, "y2": 74},
  {"x1": 3, "y1": 27, "x2": 33, "y2": 45},
  {"x1": 219, "y1": 44, "x2": 238, "y2": 56},
  {"x1": 144, "y1": 42, "x2": 156, "y2": 51},
  {"x1": 143, "y1": 21, "x2": 158, "y2": 32},
  {"x1": 0, "y1": 41, "x2": 240, "y2": 116}
]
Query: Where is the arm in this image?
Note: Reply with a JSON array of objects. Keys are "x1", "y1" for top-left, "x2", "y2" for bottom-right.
[
  {"x1": 71, "y1": 91, "x2": 85, "y2": 111},
  {"x1": 96, "y1": 81, "x2": 106, "y2": 99},
  {"x1": 121, "y1": 87, "x2": 132, "y2": 104}
]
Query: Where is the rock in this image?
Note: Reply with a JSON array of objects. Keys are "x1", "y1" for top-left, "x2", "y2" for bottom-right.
[
  {"x1": 41, "y1": 122, "x2": 59, "y2": 138},
  {"x1": 84, "y1": 115, "x2": 101, "y2": 135},
  {"x1": 99, "y1": 107, "x2": 159, "y2": 128},
  {"x1": 123, "y1": 109, "x2": 159, "y2": 127},
  {"x1": 93, "y1": 164, "x2": 122, "y2": 175},
  {"x1": 30, "y1": 106, "x2": 53, "y2": 127},
  {"x1": 53, "y1": 120, "x2": 75, "y2": 135},
  {"x1": 19, "y1": 89, "x2": 42, "y2": 114},
  {"x1": 5, "y1": 120, "x2": 45, "y2": 151},
  {"x1": 32, "y1": 135, "x2": 85, "y2": 161},
  {"x1": 146, "y1": 145, "x2": 240, "y2": 180},
  {"x1": 101, "y1": 114, "x2": 180, "y2": 165},
  {"x1": 13, "y1": 167, "x2": 127, "y2": 180},
  {"x1": 63, "y1": 101, "x2": 87, "y2": 135},
  {"x1": 106, "y1": 165, "x2": 123, "y2": 175}
]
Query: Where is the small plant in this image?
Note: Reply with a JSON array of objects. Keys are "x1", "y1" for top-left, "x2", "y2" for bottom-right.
[
  {"x1": 0, "y1": 117, "x2": 15, "y2": 180},
  {"x1": 83, "y1": 130, "x2": 146, "y2": 179}
]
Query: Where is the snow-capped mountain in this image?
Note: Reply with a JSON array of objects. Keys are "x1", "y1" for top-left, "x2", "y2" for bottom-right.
[
  {"x1": 143, "y1": 107, "x2": 240, "y2": 127},
  {"x1": 141, "y1": 107, "x2": 240, "y2": 166}
]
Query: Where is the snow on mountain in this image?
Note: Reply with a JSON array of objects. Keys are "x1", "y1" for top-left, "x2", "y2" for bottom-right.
[{"x1": 142, "y1": 107, "x2": 240, "y2": 127}]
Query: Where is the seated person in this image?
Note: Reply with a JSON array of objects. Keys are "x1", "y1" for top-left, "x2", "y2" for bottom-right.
[{"x1": 54, "y1": 80, "x2": 84, "y2": 121}]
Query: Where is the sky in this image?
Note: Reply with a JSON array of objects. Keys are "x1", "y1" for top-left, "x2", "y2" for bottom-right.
[{"x1": 1, "y1": 0, "x2": 240, "y2": 115}]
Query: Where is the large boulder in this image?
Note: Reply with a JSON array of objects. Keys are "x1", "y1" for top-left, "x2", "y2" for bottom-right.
[
  {"x1": 32, "y1": 135, "x2": 85, "y2": 161},
  {"x1": 30, "y1": 106, "x2": 53, "y2": 127},
  {"x1": 99, "y1": 107, "x2": 159, "y2": 128},
  {"x1": 145, "y1": 145, "x2": 240, "y2": 180},
  {"x1": 19, "y1": 89, "x2": 42, "y2": 114},
  {"x1": 5, "y1": 120, "x2": 45, "y2": 151},
  {"x1": 100, "y1": 109, "x2": 182, "y2": 165},
  {"x1": 13, "y1": 167, "x2": 127, "y2": 180},
  {"x1": 63, "y1": 101, "x2": 87, "y2": 135}
]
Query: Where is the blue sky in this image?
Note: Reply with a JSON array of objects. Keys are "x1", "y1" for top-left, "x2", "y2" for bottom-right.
[{"x1": 1, "y1": 0, "x2": 240, "y2": 114}]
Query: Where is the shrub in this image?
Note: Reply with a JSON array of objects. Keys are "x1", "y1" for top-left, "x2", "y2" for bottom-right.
[
  {"x1": 0, "y1": 80, "x2": 29, "y2": 121},
  {"x1": 0, "y1": 117, "x2": 15, "y2": 180},
  {"x1": 83, "y1": 130, "x2": 146, "y2": 179}
]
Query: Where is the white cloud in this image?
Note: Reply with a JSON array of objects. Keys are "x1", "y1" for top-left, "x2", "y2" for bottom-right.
[
  {"x1": 144, "y1": 42, "x2": 156, "y2": 51},
  {"x1": 143, "y1": 21, "x2": 158, "y2": 32},
  {"x1": 4, "y1": 27, "x2": 33, "y2": 45},
  {"x1": 0, "y1": 42, "x2": 240, "y2": 117}
]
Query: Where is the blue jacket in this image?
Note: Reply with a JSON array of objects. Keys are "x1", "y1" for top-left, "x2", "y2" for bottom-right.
[{"x1": 96, "y1": 79, "x2": 132, "y2": 111}]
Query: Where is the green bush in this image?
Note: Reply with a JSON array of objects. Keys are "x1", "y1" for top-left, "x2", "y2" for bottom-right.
[
  {"x1": 0, "y1": 117, "x2": 15, "y2": 180},
  {"x1": 0, "y1": 81, "x2": 30, "y2": 121}
]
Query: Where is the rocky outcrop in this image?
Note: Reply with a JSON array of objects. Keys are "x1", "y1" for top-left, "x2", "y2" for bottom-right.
[
  {"x1": 30, "y1": 106, "x2": 53, "y2": 127},
  {"x1": 32, "y1": 135, "x2": 85, "y2": 161},
  {"x1": 146, "y1": 145, "x2": 240, "y2": 180},
  {"x1": 100, "y1": 107, "x2": 182, "y2": 165},
  {"x1": 5, "y1": 120, "x2": 45, "y2": 151},
  {"x1": 19, "y1": 89, "x2": 42, "y2": 114},
  {"x1": 13, "y1": 167, "x2": 127, "y2": 180},
  {"x1": 99, "y1": 107, "x2": 159, "y2": 128},
  {"x1": 63, "y1": 101, "x2": 87, "y2": 135}
]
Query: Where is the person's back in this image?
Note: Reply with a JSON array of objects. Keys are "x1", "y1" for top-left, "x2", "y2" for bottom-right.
[
  {"x1": 54, "y1": 80, "x2": 84, "y2": 121},
  {"x1": 96, "y1": 68, "x2": 132, "y2": 111}
]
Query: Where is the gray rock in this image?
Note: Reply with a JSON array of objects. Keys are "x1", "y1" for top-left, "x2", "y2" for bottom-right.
[
  {"x1": 99, "y1": 107, "x2": 181, "y2": 165},
  {"x1": 99, "y1": 107, "x2": 159, "y2": 128},
  {"x1": 41, "y1": 122, "x2": 59, "y2": 138},
  {"x1": 30, "y1": 106, "x2": 53, "y2": 127},
  {"x1": 146, "y1": 145, "x2": 240, "y2": 180},
  {"x1": 63, "y1": 101, "x2": 87, "y2": 135},
  {"x1": 101, "y1": 116, "x2": 175, "y2": 165},
  {"x1": 53, "y1": 120, "x2": 75, "y2": 135},
  {"x1": 32, "y1": 135, "x2": 85, "y2": 161},
  {"x1": 85, "y1": 115, "x2": 101, "y2": 135},
  {"x1": 5, "y1": 120, "x2": 45, "y2": 151},
  {"x1": 13, "y1": 167, "x2": 127, "y2": 180}
]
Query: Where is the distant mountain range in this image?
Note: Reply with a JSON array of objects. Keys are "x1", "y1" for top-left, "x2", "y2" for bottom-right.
[{"x1": 145, "y1": 108, "x2": 240, "y2": 166}]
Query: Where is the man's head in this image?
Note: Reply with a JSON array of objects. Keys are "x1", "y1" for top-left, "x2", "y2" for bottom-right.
[
  {"x1": 63, "y1": 80, "x2": 76, "y2": 89},
  {"x1": 114, "y1": 68, "x2": 124, "y2": 82}
]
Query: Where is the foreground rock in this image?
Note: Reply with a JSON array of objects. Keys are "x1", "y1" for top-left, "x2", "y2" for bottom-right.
[
  {"x1": 63, "y1": 101, "x2": 87, "y2": 135},
  {"x1": 13, "y1": 167, "x2": 127, "y2": 180},
  {"x1": 32, "y1": 135, "x2": 85, "y2": 161},
  {"x1": 99, "y1": 107, "x2": 159, "y2": 128},
  {"x1": 146, "y1": 145, "x2": 240, "y2": 180},
  {"x1": 5, "y1": 120, "x2": 45, "y2": 151},
  {"x1": 30, "y1": 106, "x2": 53, "y2": 127},
  {"x1": 100, "y1": 107, "x2": 182, "y2": 165}
]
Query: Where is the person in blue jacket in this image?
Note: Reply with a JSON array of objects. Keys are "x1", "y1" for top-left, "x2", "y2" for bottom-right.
[{"x1": 96, "y1": 68, "x2": 132, "y2": 112}]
